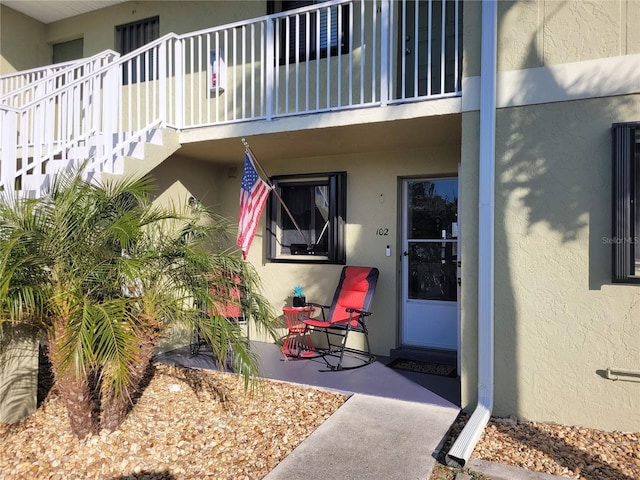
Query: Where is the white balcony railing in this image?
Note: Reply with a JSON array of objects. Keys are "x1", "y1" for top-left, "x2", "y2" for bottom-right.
[{"x1": 0, "y1": 0, "x2": 461, "y2": 197}]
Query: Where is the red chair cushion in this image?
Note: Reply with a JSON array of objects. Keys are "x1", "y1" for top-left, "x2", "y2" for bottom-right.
[{"x1": 328, "y1": 267, "x2": 373, "y2": 328}]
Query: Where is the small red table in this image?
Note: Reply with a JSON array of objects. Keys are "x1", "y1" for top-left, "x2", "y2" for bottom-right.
[{"x1": 281, "y1": 307, "x2": 316, "y2": 358}]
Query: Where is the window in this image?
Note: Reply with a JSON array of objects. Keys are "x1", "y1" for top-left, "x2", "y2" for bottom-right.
[
  {"x1": 268, "y1": 1, "x2": 350, "y2": 64},
  {"x1": 116, "y1": 16, "x2": 159, "y2": 84},
  {"x1": 267, "y1": 172, "x2": 346, "y2": 263},
  {"x1": 611, "y1": 122, "x2": 640, "y2": 283},
  {"x1": 53, "y1": 38, "x2": 84, "y2": 64}
]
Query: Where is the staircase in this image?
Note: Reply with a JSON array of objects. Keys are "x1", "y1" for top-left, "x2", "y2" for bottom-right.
[
  {"x1": 0, "y1": 40, "x2": 181, "y2": 197},
  {"x1": 3, "y1": 122, "x2": 180, "y2": 198},
  {"x1": 110, "y1": 128, "x2": 181, "y2": 180}
]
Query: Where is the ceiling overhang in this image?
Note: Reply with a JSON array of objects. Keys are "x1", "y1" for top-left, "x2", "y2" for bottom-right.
[{"x1": 2, "y1": 1, "x2": 127, "y2": 24}]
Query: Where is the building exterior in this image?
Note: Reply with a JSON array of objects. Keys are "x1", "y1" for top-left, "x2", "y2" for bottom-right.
[{"x1": 1, "y1": 0, "x2": 638, "y2": 434}]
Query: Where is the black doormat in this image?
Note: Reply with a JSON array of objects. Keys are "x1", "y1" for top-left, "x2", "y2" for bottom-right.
[{"x1": 388, "y1": 358, "x2": 457, "y2": 377}]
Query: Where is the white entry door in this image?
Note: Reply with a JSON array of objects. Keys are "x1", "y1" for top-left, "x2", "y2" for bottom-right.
[{"x1": 401, "y1": 178, "x2": 458, "y2": 350}]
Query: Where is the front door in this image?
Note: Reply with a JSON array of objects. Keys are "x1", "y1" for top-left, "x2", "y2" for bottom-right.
[{"x1": 401, "y1": 178, "x2": 458, "y2": 350}]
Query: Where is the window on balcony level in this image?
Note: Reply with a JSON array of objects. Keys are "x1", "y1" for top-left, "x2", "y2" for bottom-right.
[
  {"x1": 269, "y1": 1, "x2": 350, "y2": 64},
  {"x1": 612, "y1": 122, "x2": 640, "y2": 284},
  {"x1": 267, "y1": 172, "x2": 346, "y2": 264},
  {"x1": 116, "y1": 16, "x2": 159, "y2": 84},
  {"x1": 53, "y1": 38, "x2": 84, "y2": 64}
]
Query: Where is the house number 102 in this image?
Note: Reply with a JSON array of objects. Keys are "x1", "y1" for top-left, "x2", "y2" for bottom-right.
[{"x1": 376, "y1": 228, "x2": 389, "y2": 236}]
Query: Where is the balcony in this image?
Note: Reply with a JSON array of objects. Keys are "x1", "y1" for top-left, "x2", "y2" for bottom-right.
[{"x1": 0, "y1": 0, "x2": 462, "y2": 196}]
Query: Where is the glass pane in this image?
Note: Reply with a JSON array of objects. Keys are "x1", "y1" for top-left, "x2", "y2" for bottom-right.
[
  {"x1": 314, "y1": 185, "x2": 330, "y2": 248},
  {"x1": 408, "y1": 242, "x2": 457, "y2": 301},
  {"x1": 279, "y1": 182, "x2": 329, "y2": 255},
  {"x1": 407, "y1": 179, "x2": 458, "y2": 240}
]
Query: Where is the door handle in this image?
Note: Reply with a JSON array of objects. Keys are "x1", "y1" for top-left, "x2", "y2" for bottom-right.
[{"x1": 403, "y1": 251, "x2": 408, "y2": 256}]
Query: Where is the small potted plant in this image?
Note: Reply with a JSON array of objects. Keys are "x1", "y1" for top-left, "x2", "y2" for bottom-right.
[{"x1": 292, "y1": 285, "x2": 306, "y2": 308}]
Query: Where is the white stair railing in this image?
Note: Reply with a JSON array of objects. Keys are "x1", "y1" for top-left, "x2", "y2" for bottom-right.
[
  {"x1": 0, "y1": 35, "x2": 179, "y2": 196},
  {"x1": 0, "y1": 50, "x2": 120, "y2": 107}
]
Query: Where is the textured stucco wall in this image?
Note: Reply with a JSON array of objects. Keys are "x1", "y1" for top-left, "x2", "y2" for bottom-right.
[
  {"x1": 460, "y1": 1, "x2": 640, "y2": 432},
  {"x1": 0, "y1": 5, "x2": 49, "y2": 74},
  {"x1": 492, "y1": 95, "x2": 640, "y2": 431},
  {"x1": 496, "y1": 1, "x2": 640, "y2": 72},
  {"x1": 461, "y1": 95, "x2": 640, "y2": 432}
]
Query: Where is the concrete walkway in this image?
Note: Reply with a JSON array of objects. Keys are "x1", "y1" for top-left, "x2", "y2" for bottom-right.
[{"x1": 264, "y1": 393, "x2": 459, "y2": 480}]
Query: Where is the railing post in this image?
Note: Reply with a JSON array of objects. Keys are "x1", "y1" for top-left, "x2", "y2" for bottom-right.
[
  {"x1": 174, "y1": 40, "x2": 185, "y2": 128},
  {"x1": 101, "y1": 65, "x2": 119, "y2": 174},
  {"x1": 158, "y1": 40, "x2": 167, "y2": 126},
  {"x1": 380, "y1": 0, "x2": 389, "y2": 106},
  {"x1": 0, "y1": 109, "x2": 17, "y2": 191},
  {"x1": 265, "y1": 18, "x2": 275, "y2": 121}
]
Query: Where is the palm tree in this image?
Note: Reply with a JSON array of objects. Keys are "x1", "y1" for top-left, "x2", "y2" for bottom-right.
[{"x1": 0, "y1": 168, "x2": 277, "y2": 438}]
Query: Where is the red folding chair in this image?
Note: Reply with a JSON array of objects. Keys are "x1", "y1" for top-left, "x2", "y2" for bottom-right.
[
  {"x1": 302, "y1": 266, "x2": 379, "y2": 370},
  {"x1": 191, "y1": 274, "x2": 247, "y2": 356}
]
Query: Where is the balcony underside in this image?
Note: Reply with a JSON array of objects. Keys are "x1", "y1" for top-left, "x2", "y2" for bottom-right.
[{"x1": 177, "y1": 102, "x2": 462, "y2": 164}]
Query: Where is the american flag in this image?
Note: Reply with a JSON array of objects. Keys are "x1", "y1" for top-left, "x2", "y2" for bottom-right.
[{"x1": 237, "y1": 153, "x2": 270, "y2": 259}]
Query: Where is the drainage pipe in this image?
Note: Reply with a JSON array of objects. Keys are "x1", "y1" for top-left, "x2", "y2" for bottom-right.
[
  {"x1": 605, "y1": 368, "x2": 640, "y2": 382},
  {"x1": 445, "y1": 0, "x2": 497, "y2": 468}
]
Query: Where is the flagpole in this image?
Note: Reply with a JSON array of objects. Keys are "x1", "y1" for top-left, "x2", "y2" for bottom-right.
[{"x1": 241, "y1": 138, "x2": 312, "y2": 248}]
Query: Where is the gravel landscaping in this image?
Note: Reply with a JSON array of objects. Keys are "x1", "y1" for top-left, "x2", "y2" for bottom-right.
[
  {"x1": 2, "y1": 363, "x2": 638, "y2": 480},
  {"x1": 1, "y1": 364, "x2": 346, "y2": 480},
  {"x1": 434, "y1": 412, "x2": 640, "y2": 480}
]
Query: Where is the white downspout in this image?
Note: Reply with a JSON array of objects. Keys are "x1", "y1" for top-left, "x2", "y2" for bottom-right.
[{"x1": 446, "y1": 0, "x2": 497, "y2": 468}]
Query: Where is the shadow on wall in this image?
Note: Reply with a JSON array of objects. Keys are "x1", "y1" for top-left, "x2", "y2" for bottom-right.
[{"x1": 493, "y1": 2, "x2": 637, "y2": 479}]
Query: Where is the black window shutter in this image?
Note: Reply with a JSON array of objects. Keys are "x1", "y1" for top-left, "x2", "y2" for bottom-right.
[{"x1": 611, "y1": 123, "x2": 635, "y2": 282}]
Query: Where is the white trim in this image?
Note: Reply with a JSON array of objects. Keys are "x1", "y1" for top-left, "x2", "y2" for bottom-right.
[
  {"x1": 446, "y1": 0, "x2": 497, "y2": 468},
  {"x1": 462, "y1": 53, "x2": 640, "y2": 112}
]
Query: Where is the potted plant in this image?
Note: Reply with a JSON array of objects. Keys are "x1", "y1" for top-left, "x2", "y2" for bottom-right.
[{"x1": 292, "y1": 285, "x2": 306, "y2": 308}]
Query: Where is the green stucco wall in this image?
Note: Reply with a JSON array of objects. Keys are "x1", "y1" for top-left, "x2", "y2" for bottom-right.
[
  {"x1": 460, "y1": 0, "x2": 640, "y2": 432},
  {"x1": 464, "y1": 0, "x2": 640, "y2": 78},
  {"x1": 0, "y1": 5, "x2": 49, "y2": 74},
  {"x1": 494, "y1": 96, "x2": 639, "y2": 430},
  {"x1": 500, "y1": 0, "x2": 639, "y2": 70}
]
